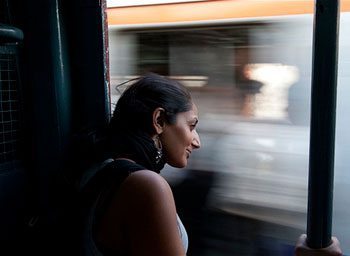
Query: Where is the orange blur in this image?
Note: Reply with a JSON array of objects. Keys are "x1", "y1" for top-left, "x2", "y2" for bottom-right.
[{"x1": 107, "y1": 0, "x2": 350, "y2": 26}]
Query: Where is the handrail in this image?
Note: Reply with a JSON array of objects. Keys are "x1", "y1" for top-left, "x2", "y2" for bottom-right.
[
  {"x1": 307, "y1": 0, "x2": 340, "y2": 249},
  {"x1": 0, "y1": 24, "x2": 23, "y2": 43}
]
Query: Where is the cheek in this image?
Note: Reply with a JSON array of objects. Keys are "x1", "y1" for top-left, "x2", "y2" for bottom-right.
[
  {"x1": 162, "y1": 130, "x2": 190, "y2": 164},
  {"x1": 175, "y1": 128, "x2": 192, "y2": 148},
  {"x1": 164, "y1": 137, "x2": 184, "y2": 156}
]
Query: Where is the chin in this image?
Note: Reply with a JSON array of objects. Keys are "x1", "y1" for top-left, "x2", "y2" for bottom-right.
[
  {"x1": 168, "y1": 159, "x2": 187, "y2": 169},
  {"x1": 178, "y1": 158, "x2": 189, "y2": 168}
]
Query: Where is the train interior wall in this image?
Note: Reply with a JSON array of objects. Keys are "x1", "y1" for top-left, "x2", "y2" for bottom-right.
[{"x1": 0, "y1": 0, "x2": 108, "y2": 253}]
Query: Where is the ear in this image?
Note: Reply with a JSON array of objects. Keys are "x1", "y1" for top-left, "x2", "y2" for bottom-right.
[{"x1": 152, "y1": 107, "x2": 166, "y2": 134}]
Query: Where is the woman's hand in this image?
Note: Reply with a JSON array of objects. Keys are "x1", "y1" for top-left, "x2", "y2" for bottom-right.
[{"x1": 295, "y1": 234, "x2": 342, "y2": 256}]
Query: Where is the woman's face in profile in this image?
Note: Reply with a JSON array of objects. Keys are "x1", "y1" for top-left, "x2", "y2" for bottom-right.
[{"x1": 160, "y1": 103, "x2": 201, "y2": 168}]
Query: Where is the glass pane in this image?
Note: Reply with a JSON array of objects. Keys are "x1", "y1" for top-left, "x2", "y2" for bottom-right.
[{"x1": 106, "y1": 1, "x2": 350, "y2": 254}]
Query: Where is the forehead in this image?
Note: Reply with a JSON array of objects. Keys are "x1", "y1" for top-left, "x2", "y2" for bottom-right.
[{"x1": 177, "y1": 103, "x2": 198, "y2": 121}]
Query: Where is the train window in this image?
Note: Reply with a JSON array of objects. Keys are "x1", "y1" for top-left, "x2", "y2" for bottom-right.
[
  {"x1": 0, "y1": 52, "x2": 19, "y2": 163},
  {"x1": 138, "y1": 33, "x2": 169, "y2": 75},
  {"x1": 0, "y1": 26, "x2": 22, "y2": 172},
  {"x1": 106, "y1": 1, "x2": 350, "y2": 254}
]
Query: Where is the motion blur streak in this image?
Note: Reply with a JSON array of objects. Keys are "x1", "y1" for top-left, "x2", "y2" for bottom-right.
[{"x1": 107, "y1": 1, "x2": 350, "y2": 255}]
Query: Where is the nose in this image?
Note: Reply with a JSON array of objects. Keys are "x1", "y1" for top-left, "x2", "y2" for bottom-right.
[{"x1": 192, "y1": 130, "x2": 201, "y2": 149}]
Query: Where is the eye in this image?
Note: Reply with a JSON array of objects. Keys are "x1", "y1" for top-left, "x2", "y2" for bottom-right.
[
  {"x1": 189, "y1": 118, "x2": 198, "y2": 131},
  {"x1": 190, "y1": 123, "x2": 197, "y2": 131}
]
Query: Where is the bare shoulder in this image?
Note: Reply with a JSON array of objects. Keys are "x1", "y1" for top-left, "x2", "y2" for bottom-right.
[
  {"x1": 120, "y1": 170, "x2": 173, "y2": 205},
  {"x1": 119, "y1": 170, "x2": 185, "y2": 255},
  {"x1": 101, "y1": 170, "x2": 185, "y2": 255},
  {"x1": 125, "y1": 169, "x2": 168, "y2": 184}
]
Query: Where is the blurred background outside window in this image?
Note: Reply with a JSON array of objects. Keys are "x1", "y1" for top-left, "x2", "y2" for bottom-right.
[{"x1": 106, "y1": 1, "x2": 350, "y2": 255}]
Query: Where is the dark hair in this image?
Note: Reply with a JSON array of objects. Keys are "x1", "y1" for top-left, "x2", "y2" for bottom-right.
[{"x1": 109, "y1": 73, "x2": 193, "y2": 134}]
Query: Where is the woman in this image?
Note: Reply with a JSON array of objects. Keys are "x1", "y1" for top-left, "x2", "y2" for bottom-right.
[
  {"x1": 80, "y1": 73, "x2": 343, "y2": 256},
  {"x1": 82, "y1": 73, "x2": 201, "y2": 255}
]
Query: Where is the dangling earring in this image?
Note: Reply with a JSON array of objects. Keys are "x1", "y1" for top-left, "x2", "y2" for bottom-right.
[{"x1": 154, "y1": 135, "x2": 163, "y2": 164}]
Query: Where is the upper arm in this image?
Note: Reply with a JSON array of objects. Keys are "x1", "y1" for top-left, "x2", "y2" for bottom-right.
[{"x1": 120, "y1": 170, "x2": 186, "y2": 256}]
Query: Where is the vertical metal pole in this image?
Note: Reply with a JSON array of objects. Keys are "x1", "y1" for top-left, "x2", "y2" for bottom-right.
[{"x1": 307, "y1": 0, "x2": 340, "y2": 249}]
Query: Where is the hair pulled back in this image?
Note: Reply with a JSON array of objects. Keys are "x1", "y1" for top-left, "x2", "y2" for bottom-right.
[{"x1": 109, "y1": 73, "x2": 193, "y2": 134}]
